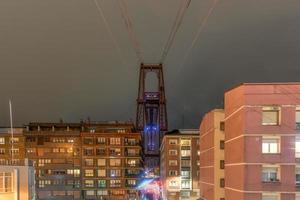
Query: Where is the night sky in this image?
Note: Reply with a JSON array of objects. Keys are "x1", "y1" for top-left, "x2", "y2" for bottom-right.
[{"x1": 1, "y1": 0, "x2": 300, "y2": 129}]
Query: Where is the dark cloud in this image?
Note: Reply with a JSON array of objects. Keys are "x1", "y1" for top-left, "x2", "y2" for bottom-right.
[{"x1": 0, "y1": 0, "x2": 300, "y2": 129}]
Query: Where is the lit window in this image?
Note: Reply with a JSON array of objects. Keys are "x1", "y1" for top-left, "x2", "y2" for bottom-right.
[
  {"x1": 110, "y1": 138, "x2": 121, "y2": 145},
  {"x1": 98, "y1": 169, "x2": 106, "y2": 177},
  {"x1": 169, "y1": 160, "x2": 177, "y2": 166},
  {"x1": 86, "y1": 190, "x2": 95, "y2": 196},
  {"x1": 10, "y1": 148, "x2": 19, "y2": 155},
  {"x1": 0, "y1": 172, "x2": 12, "y2": 192},
  {"x1": 110, "y1": 179, "x2": 121, "y2": 187},
  {"x1": 9, "y1": 138, "x2": 19, "y2": 144},
  {"x1": 169, "y1": 170, "x2": 177, "y2": 176},
  {"x1": 262, "y1": 193, "x2": 279, "y2": 200},
  {"x1": 296, "y1": 137, "x2": 300, "y2": 158},
  {"x1": 97, "y1": 159, "x2": 106, "y2": 166},
  {"x1": 181, "y1": 170, "x2": 190, "y2": 178},
  {"x1": 181, "y1": 150, "x2": 191, "y2": 157},
  {"x1": 181, "y1": 160, "x2": 190, "y2": 167},
  {"x1": 0, "y1": 138, "x2": 5, "y2": 144},
  {"x1": 169, "y1": 180, "x2": 177, "y2": 187},
  {"x1": 38, "y1": 159, "x2": 51, "y2": 167},
  {"x1": 85, "y1": 169, "x2": 94, "y2": 177},
  {"x1": 262, "y1": 106, "x2": 280, "y2": 125},
  {"x1": 85, "y1": 159, "x2": 94, "y2": 166},
  {"x1": 181, "y1": 180, "x2": 190, "y2": 189},
  {"x1": 169, "y1": 139, "x2": 178, "y2": 145},
  {"x1": 296, "y1": 166, "x2": 300, "y2": 185},
  {"x1": 96, "y1": 137, "x2": 106, "y2": 144},
  {"x1": 127, "y1": 179, "x2": 136, "y2": 186},
  {"x1": 169, "y1": 150, "x2": 177, "y2": 155},
  {"x1": 110, "y1": 159, "x2": 121, "y2": 167},
  {"x1": 97, "y1": 190, "x2": 108, "y2": 196},
  {"x1": 181, "y1": 139, "x2": 191, "y2": 146},
  {"x1": 262, "y1": 137, "x2": 280, "y2": 154},
  {"x1": 98, "y1": 180, "x2": 106, "y2": 188},
  {"x1": 0, "y1": 149, "x2": 5, "y2": 155},
  {"x1": 84, "y1": 180, "x2": 94, "y2": 187},
  {"x1": 262, "y1": 165, "x2": 280, "y2": 182},
  {"x1": 110, "y1": 169, "x2": 121, "y2": 177}
]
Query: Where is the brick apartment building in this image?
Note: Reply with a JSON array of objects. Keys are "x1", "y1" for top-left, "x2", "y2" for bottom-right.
[
  {"x1": 0, "y1": 121, "x2": 142, "y2": 200},
  {"x1": 224, "y1": 83, "x2": 300, "y2": 200},
  {"x1": 199, "y1": 109, "x2": 225, "y2": 200},
  {"x1": 160, "y1": 129, "x2": 200, "y2": 200}
]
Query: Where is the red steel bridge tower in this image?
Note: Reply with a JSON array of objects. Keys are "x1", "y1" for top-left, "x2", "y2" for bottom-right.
[{"x1": 136, "y1": 63, "x2": 168, "y2": 177}]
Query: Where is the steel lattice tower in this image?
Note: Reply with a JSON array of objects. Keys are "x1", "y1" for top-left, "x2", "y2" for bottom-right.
[{"x1": 136, "y1": 63, "x2": 168, "y2": 176}]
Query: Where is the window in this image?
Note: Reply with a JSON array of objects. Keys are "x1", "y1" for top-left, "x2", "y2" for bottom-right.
[
  {"x1": 85, "y1": 170, "x2": 94, "y2": 177},
  {"x1": 127, "y1": 148, "x2": 138, "y2": 156},
  {"x1": 97, "y1": 190, "x2": 108, "y2": 196},
  {"x1": 110, "y1": 169, "x2": 121, "y2": 177},
  {"x1": 0, "y1": 172, "x2": 12, "y2": 192},
  {"x1": 181, "y1": 160, "x2": 190, "y2": 167},
  {"x1": 110, "y1": 138, "x2": 121, "y2": 145},
  {"x1": 97, "y1": 159, "x2": 106, "y2": 166},
  {"x1": 181, "y1": 139, "x2": 191, "y2": 146},
  {"x1": 110, "y1": 148, "x2": 121, "y2": 156},
  {"x1": 262, "y1": 166, "x2": 280, "y2": 182},
  {"x1": 96, "y1": 148, "x2": 106, "y2": 156},
  {"x1": 84, "y1": 137, "x2": 93, "y2": 145},
  {"x1": 96, "y1": 137, "x2": 106, "y2": 144},
  {"x1": 98, "y1": 180, "x2": 106, "y2": 188},
  {"x1": 220, "y1": 141, "x2": 225, "y2": 150},
  {"x1": 181, "y1": 170, "x2": 190, "y2": 178},
  {"x1": 220, "y1": 178, "x2": 225, "y2": 188},
  {"x1": 38, "y1": 159, "x2": 51, "y2": 167},
  {"x1": 262, "y1": 193, "x2": 279, "y2": 200},
  {"x1": 127, "y1": 179, "x2": 136, "y2": 186},
  {"x1": 67, "y1": 169, "x2": 80, "y2": 177},
  {"x1": 220, "y1": 160, "x2": 225, "y2": 169},
  {"x1": 85, "y1": 159, "x2": 94, "y2": 166},
  {"x1": 10, "y1": 138, "x2": 19, "y2": 144},
  {"x1": 67, "y1": 138, "x2": 74, "y2": 143},
  {"x1": 296, "y1": 137, "x2": 300, "y2": 158},
  {"x1": 110, "y1": 179, "x2": 121, "y2": 187},
  {"x1": 181, "y1": 150, "x2": 191, "y2": 157},
  {"x1": 220, "y1": 121, "x2": 225, "y2": 131},
  {"x1": 0, "y1": 149, "x2": 5, "y2": 155},
  {"x1": 181, "y1": 180, "x2": 190, "y2": 189},
  {"x1": 86, "y1": 190, "x2": 95, "y2": 196},
  {"x1": 10, "y1": 148, "x2": 19, "y2": 155},
  {"x1": 262, "y1": 106, "x2": 280, "y2": 125},
  {"x1": 262, "y1": 137, "x2": 280, "y2": 154},
  {"x1": 38, "y1": 180, "x2": 51, "y2": 188},
  {"x1": 84, "y1": 148, "x2": 94, "y2": 156},
  {"x1": 169, "y1": 160, "x2": 178, "y2": 166},
  {"x1": 98, "y1": 169, "x2": 106, "y2": 177},
  {"x1": 84, "y1": 180, "x2": 94, "y2": 187},
  {"x1": 169, "y1": 170, "x2": 177, "y2": 176},
  {"x1": 169, "y1": 139, "x2": 178, "y2": 145},
  {"x1": 0, "y1": 138, "x2": 5, "y2": 144},
  {"x1": 296, "y1": 108, "x2": 300, "y2": 129},
  {"x1": 169, "y1": 180, "x2": 177, "y2": 187},
  {"x1": 296, "y1": 166, "x2": 300, "y2": 185},
  {"x1": 110, "y1": 159, "x2": 121, "y2": 166},
  {"x1": 169, "y1": 150, "x2": 177, "y2": 155}
]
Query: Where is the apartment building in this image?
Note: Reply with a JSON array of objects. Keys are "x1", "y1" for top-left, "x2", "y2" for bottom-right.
[
  {"x1": 160, "y1": 129, "x2": 200, "y2": 200},
  {"x1": 0, "y1": 159, "x2": 35, "y2": 200},
  {"x1": 199, "y1": 109, "x2": 225, "y2": 200},
  {"x1": 80, "y1": 122, "x2": 142, "y2": 200},
  {"x1": 224, "y1": 83, "x2": 300, "y2": 200},
  {"x1": 24, "y1": 122, "x2": 82, "y2": 200},
  {"x1": 0, "y1": 121, "x2": 142, "y2": 200}
]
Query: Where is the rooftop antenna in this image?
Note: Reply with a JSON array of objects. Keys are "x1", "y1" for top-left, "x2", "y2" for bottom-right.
[{"x1": 9, "y1": 100, "x2": 14, "y2": 164}]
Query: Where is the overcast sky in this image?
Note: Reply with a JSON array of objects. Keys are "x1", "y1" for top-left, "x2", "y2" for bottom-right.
[{"x1": 0, "y1": 0, "x2": 300, "y2": 129}]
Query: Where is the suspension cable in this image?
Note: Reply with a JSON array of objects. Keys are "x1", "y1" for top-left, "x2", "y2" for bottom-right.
[
  {"x1": 116, "y1": 0, "x2": 143, "y2": 63},
  {"x1": 160, "y1": 0, "x2": 191, "y2": 63},
  {"x1": 93, "y1": 0, "x2": 127, "y2": 66}
]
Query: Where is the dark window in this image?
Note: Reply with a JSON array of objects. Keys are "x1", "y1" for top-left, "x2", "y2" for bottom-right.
[
  {"x1": 220, "y1": 121, "x2": 225, "y2": 131},
  {"x1": 220, "y1": 140, "x2": 225, "y2": 150},
  {"x1": 37, "y1": 136, "x2": 44, "y2": 145},
  {"x1": 220, "y1": 178, "x2": 225, "y2": 188},
  {"x1": 220, "y1": 160, "x2": 225, "y2": 169}
]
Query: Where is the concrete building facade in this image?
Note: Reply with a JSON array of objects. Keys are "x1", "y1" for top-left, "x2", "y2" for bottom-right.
[
  {"x1": 199, "y1": 109, "x2": 225, "y2": 200},
  {"x1": 0, "y1": 159, "x2": 35, "y2": 200},
  {"x1": 224, "y1": 83, "x2": 300, "y2": 200},
  {"x1": 160, "y1": 129, "x2": 200, "y2": 200}
]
